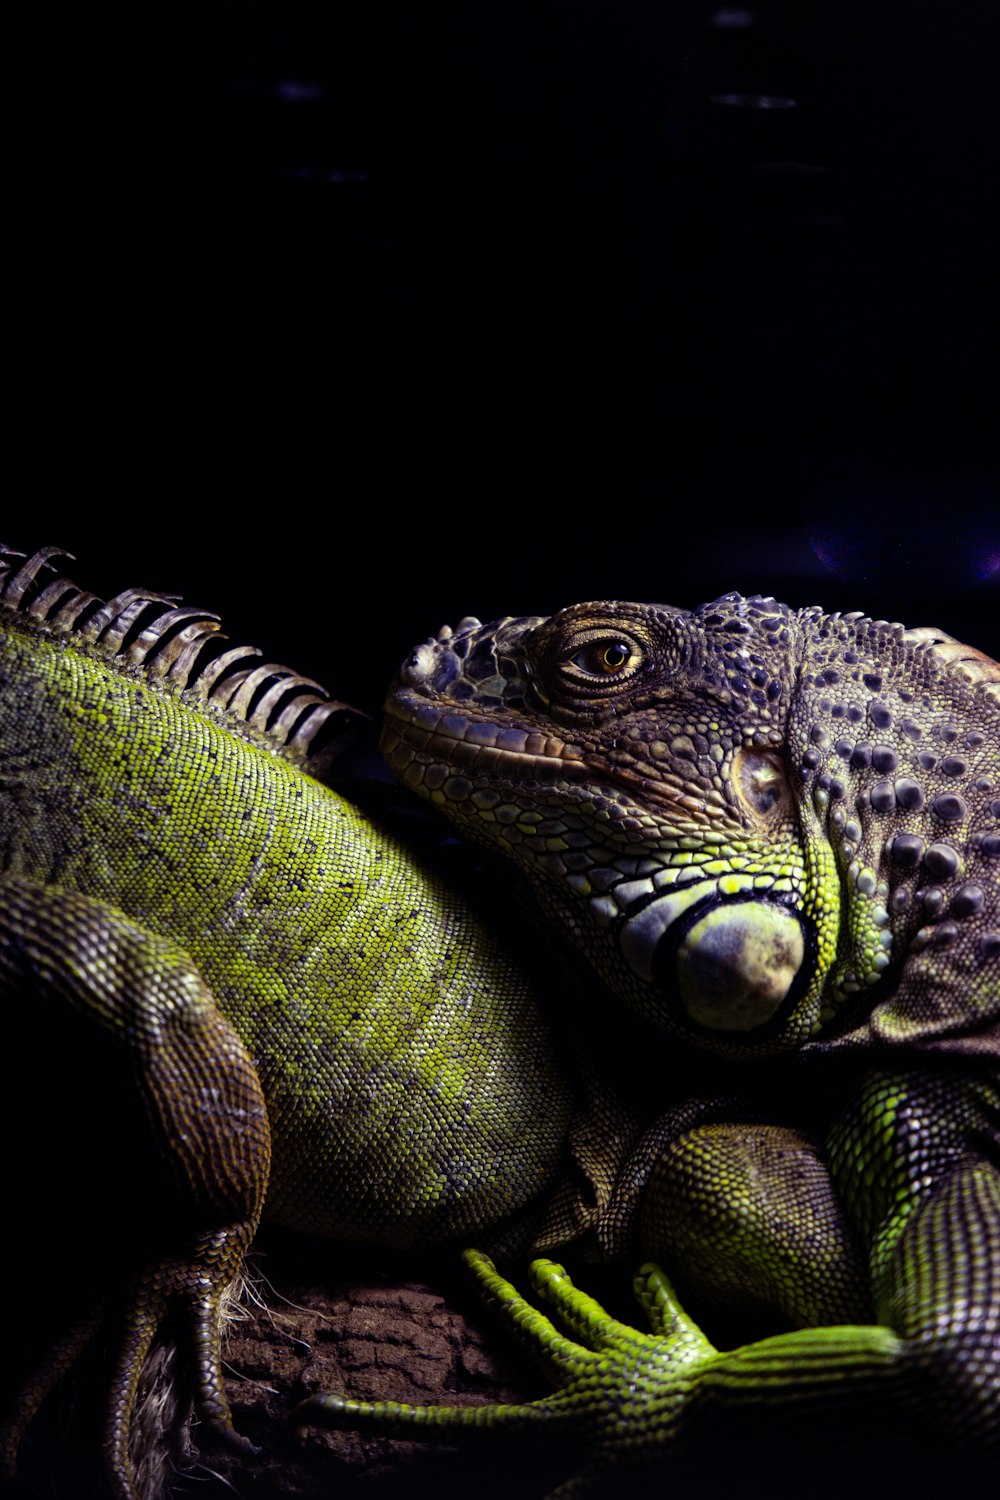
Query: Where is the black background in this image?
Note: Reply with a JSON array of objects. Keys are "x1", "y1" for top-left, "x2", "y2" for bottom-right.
[{"x1": 9, "y1": 2, "x2": 999, "y2": 715}]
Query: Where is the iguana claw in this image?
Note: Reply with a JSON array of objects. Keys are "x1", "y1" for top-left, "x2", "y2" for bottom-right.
[{"x1": 2, "y1": 1243, "x2": 257, "y2": 1500}]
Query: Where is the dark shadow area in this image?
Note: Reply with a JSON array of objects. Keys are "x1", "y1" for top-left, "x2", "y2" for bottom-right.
[{"x1": 7, "y1": 3, "x2": 997, "y2": 694}]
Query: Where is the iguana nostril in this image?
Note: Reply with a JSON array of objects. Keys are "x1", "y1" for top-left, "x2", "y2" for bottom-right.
[
  {"x1": 400, "y1": 641, "x2": 438, "y2": 684},
  {"x1": 400, "y1": 640, "x2": 461, "y2": 691},
  {"x1": 672, "y1": 902, "x2": 806, "y2": 1032}
]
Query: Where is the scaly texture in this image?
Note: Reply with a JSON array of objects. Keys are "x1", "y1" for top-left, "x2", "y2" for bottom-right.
[
  {"x1": 383, "y1": 598, "x2": 1000, "y2": 1057},
  {"x1": 3, "y1": 556, "x2": 998, "y2": 1494}
]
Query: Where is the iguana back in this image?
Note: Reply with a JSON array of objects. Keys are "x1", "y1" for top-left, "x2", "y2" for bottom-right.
[{"x1": 0, "y1": 545, "x2": 572, "y2": 1247}]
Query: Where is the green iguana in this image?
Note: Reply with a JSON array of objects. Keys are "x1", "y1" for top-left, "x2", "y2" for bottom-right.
[
  {"x1": 306, "y1": 593, "x2": 1000, "y2": 1480},
  {"x1": 1, "y1": 549, "x2": 998, "y2": 1496}
]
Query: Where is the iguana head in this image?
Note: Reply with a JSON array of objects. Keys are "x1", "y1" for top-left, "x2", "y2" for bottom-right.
[{"x1": 383, "y1": 595, "x2": 841, "y2": 1058}]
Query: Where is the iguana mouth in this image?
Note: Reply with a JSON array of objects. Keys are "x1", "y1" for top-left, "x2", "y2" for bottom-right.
[
  {"x1": 385, "y1": 685, "x2": 810, "y2": 1037},
  {"x1": 385, "y1": 693, "x2": 587, "y2": 766},
  {"x1": 384, "y1": 692, "x2": 719, "y2": 822},
  {"x1": 382, "y1": 694, "x2": 591, "y2": 786}
]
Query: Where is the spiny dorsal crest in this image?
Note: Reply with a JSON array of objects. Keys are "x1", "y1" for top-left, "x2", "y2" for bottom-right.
[
  {"x1": 795, "y1": 602, "x2": 999, "y2": 710},
  {"x1": 0, "y1": 545, "x2": 368, "y2": 770},
  {"x1": 901, "y1": 623, "x2": 1000, "y2": 699}
]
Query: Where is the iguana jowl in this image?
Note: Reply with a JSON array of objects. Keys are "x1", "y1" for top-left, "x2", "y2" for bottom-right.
[{"x1": 2, "y1": 551, "x2": 998, "y2": 1494}]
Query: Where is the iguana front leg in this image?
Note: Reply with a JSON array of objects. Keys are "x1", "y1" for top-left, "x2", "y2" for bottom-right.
[
  {"x1": 298, "y1": 1250, "x2": 717, "y2": 1480},
  {"x1": 0, "y1": 876, "x2": 270, "y2": 1499},
  {"x1": 596, "y1": 1100, "x2": 872, "y2": 1328},
  {"x1": 302, "y1": 1065, "x2": 999, "y2": 1488}
]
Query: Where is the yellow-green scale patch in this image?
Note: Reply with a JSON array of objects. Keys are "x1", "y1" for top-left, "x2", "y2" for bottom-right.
[
  {"x1": 0, "y1": 623, "x2": 572, "y2": 1247},
  {"x1": 794, "y1": 801, "x2": 844, "y2": 1031}
]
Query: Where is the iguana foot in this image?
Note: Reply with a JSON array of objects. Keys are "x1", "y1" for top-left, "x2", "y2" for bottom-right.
[
  {"x1": 2, "y1": 1245, "x2": 258, "y2": 1500},
  {"x1": 297, "y1": 1249, "x2": 716, "y2": 1486}
]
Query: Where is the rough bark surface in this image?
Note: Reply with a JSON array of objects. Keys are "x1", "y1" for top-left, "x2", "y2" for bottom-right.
[
  {"x1": 7, "y1": 1236, "x2": 566, "y2": 1500},
  {"x1": 198, "y1": 1245, "x2": 560, "y2": 1500}
]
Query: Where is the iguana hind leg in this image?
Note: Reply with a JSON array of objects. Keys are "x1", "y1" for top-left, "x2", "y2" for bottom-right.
[{"x1": 0, "y1": 876, "x2": 271, "y2": 1499}]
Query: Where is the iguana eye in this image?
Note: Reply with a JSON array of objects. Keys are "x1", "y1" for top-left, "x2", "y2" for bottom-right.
[
  {"x1": 572, "y1": 639, "x2": 637, "y2": 676},
  {"x1": 532, "y1": 616, "x2": 650, "y2": 698}
]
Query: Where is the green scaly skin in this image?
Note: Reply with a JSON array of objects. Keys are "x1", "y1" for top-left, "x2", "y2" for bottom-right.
[
  {"x1": 0, "y1": 547, "x2": 578, "y2": 1496},
  {"x1": 3, "y1": 553, "x2": 999, "y2": 1493},
  {"x1": 316, "y1": 594, "x2": 1000, "y2": 1474}
]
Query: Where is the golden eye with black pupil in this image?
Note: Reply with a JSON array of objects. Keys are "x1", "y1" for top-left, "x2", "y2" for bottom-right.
[{"x1": 572, "y1": 640, "x2": 636, "y2": 676}]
